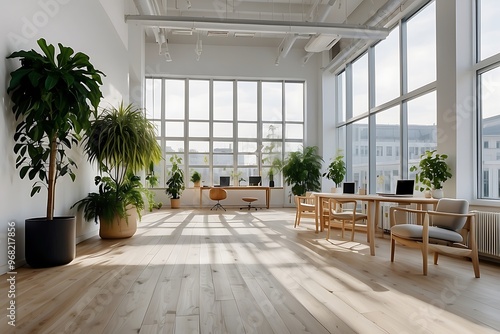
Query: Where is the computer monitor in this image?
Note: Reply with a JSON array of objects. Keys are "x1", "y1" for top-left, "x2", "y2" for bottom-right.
[
  {"x1": 395, "y1": 179, "x2": 414, "y2": 195},
  {"x1": 342, "y1": 182, "x2": 356, "y2": 194},
  {"x1": 249, "y1": 176, "x2": 262, "y2": 186},
  {"x1": 219, "y1": 176, "x2": 230, "y2": 187}
]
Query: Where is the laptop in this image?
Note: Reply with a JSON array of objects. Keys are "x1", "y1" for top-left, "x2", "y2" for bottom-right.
[
  {"x1": 219, "y1": 176, "x2": 230, "y2": 187},
  {"x1": 342, "y1": 182, "x2": 356, "y2": 194},
  {"x1": 248, "y1": 176, "x2": 262, "y2": 186},
  {"x1": 377, "y1": 179, "x2": 414, "y2": 197}
]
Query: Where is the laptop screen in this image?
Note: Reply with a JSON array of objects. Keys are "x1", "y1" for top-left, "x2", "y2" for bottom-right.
[
  {"x1": 219, "y1": 176, "x2": 230, "y2": 187},
  {"x1": 342, "y1": 182, "x2": 356, "y2": 194},
  {"x1": 249, "y1": 176, "x2": 261, "y2": 186},
  {"x1": 395, "y1": 180, "x2": 414, "y2": 195}
]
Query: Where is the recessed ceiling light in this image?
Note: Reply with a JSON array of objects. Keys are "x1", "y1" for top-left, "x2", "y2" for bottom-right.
[
  {"x1": 207, "y1": 31, "x2": 229, "y2": 37},
  {"x1": 171, "y1": 29, "x2": 193, "y2": 35},
  {"x1": 234, "y1": 32, "x2": 255, "y2": 38}
]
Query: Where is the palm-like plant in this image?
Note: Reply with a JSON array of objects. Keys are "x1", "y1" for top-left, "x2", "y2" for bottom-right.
[
  {"x1": 74, "y1": 102, "x2": 161, "y2": 224},
  {"x1": 282, "y1": 146, "x2": 323, "y2": 196},
  {"x1": 7, "y1": 38, "x2": 104, "y2": 220}
]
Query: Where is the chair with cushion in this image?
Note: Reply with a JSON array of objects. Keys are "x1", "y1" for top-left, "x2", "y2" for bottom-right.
[
  {"x1": 294, "y1": 194, "x2": 316, "y2": 228},
  {"x1": 390, "y1": 198, "x2": 479, "y2": 277},
  {"x1": 326, "y1": 198, "x2": 368, "y2": 241},
  {"x1": 209, "y1": 187, "x2": 227, "y2": 211}
]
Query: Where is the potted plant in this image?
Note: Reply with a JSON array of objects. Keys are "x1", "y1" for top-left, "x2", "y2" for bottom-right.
[
  {"x1": 7, "y1": 38, "x2": 104, "y2": 267},
  {"x1": 191, "y1": 170, "x2": 202, "y2": 187},
  {"x1": 267, "y1": 157, "x2": 283, "y2": 187},
  {"x1": 73, "y1": 102, "x2": 161, "y2": 238},
  {"x1": 282, "y1": 146, "x2": 323, "y2": 196},
  {"x1": 166, "y1": 155, "x2": 185, "y2": 208},
  {"x1": 323, "y1": 152, "x2": 346, "y2": 192},
  {"x1": 145, "y1": 161, "x2": 162, "y2": 211},
  {"x1": 410, "y1": 150, "x2": 452, "y2": 199}
]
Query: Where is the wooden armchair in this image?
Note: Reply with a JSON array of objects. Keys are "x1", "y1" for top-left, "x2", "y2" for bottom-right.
[
  {"x1": 390, "y1": 198, "x2": 479, "y2": 278},
  {"x1": 294, "y1": 194, "x2": 316, "y2": 228},
  {"x1": 326, "y1": 198, "x2": 367, "y2": 241}
]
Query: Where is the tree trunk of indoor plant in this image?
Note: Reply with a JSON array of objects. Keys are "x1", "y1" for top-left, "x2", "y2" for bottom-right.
[{"x1": 25, "y1": 216, "x2": 76, "y2": 268}]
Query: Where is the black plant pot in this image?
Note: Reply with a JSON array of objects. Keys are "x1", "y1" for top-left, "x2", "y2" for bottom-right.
[
  {"x1": 25, "y1": 216, "x2": 76, "y2": 268},
  {"x1": 269, "y1": 180, "x2": 275, "y2": 187}
]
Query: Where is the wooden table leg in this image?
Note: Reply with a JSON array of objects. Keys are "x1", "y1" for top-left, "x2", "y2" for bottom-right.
[{"x1": 367, "y1": 200, "x2": 376, "y2": 256}]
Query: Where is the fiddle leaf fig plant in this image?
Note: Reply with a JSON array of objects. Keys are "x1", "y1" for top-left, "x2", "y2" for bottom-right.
[
  {"x1": 410, "y1": 150, "x2": 452, "y2": 191},
  {"x1": 323, "y1": 152, "x2": 346, "y2": 188},
  {"x1": 7, "y1": 38, "x2": 104, "y2": 220}
]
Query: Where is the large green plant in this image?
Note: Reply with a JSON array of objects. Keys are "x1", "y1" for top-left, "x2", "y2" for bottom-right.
[
  {"x1": 7, "y1": 38, "x2": 104, "y2": 220},
  {"x1": 410, "y1": 150, "x2": 452, "y2": 191},
  {"x1": 166, "y1": 155, "x2": 185, "y2": 199},
  {"x1": 282, "y1": 146, "x2": 323, "y2": 196},
  {"x1": 74, "y1": 102, "x2": 161, "y2": 223},
  {"x1": 323, "y1": 152, "x2": 346, "y2": 188}
]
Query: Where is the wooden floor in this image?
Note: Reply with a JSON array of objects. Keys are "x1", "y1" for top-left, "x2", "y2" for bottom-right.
[{"x1": 1, "y1": 208, "x2": 500, "y2": 334}]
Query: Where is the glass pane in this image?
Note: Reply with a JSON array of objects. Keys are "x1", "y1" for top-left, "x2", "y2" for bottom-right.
[
  {"x1": 143, "y1": 79, "x2": 160, "y2": 120},
  {"x1": 351, "y1": 119, "x2": 369, "y2": 191},
  {"x1": 262, "y1": 141, "x2": 283, "y2": 154},
  {"x1": 189, "y1": 122, "x2": 209, "y2": 137},
  {"x1": 152, "y1": 121, "x2": 161, "y2": 137},
  {"x1": 352, "y1": 53, "x2": 369, "y2": 118},
  {"x1": 375, "y1": 27, "x2": 400, "y2": 106},
  {"x1": 262, "y1": 82, "x2": 282, "y2": 121},
  {"x1": 237, "y1": 154, "x2": 257, "y2": 166},
  {"x1": 238, "y1": 142, "x2": 257, "y2": 153},
  {"x1": 165, "y1": 141, "x2": 184, "y2": 153},
  {"x1": 213, "y1": 122, "x2": 233, "y2": 138},
  {"x1": 237, "y1": 168, "x2": 260, "y2": 183},
  {"x1": 480, "y1": 66, "x2": 500, "y2": 198},
  {"x1": 479, "y1": 0, "x2": 500, "y2": 60},
  {"x1": 165, "y1": 79, "x2": 185, "y2": 120},
  {"x1": 214, "y1": 80, "x2": 233, "y2": 121},
  {"x1": 285, "y1": 82, "x2": 304, "y2": 122},
  {"x1": 189, "y1": 80, "x2": 209, "y2": 120},
  {"x1": 262, "y1": 123, "x2": 282, "y2": 139},
  {"x1": 189, "y1": 167, "x2": 209, "y2": 187},
  {"x1": 238, "y1": 123, "x2": 257, "y2": 138},
  {"x1": 285, "y1": 124, "x2": 303, "y2": 140},
  {"x1": 165, "y1": 121, "x2": 184, "y2": 137},
  {"x1": 189, "y1": 141, "x2": 209, "y2": 152},
  {"x1": 214, "y1": 141, "x2": 233, "y2": 153},
  {"x1": 238, "y1": 81, "x2": 257, "y2": 121},
  {"x1": 375, "y1": 107, "x2": 400, "y2": 193},
  {"x1": 189, "y1": 154, "x2": 209, "y2": 166},
  {"x1": 213, "y1": 155, "x2": 233, "y2": 166},
  {"x1": 285, "y1": 142, "x2": 303, "y2": 154},
  {"x1": 407, "y1": 91, "x2": 437, "y2": 178},
  {"x1": 407, "y1": 2, "x2": 436, "y2": 92}
]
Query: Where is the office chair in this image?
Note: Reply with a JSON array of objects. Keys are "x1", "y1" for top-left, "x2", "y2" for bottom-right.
[{"x1": 209, "y1": 187, "x2": 227, "y2": 211}]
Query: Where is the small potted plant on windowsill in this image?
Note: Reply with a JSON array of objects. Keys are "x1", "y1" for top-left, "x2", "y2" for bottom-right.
[
  {"x1": 410, "y1": 150, "x2": 452, "y2": 199},
  {"x1": 323, "y1": 152, "x2": 346, "y2": 193},
  {"x1": 190, "y1": 170, "x2": 201, "y2": 188},
  {"x1": 166, "y1": 155, "x2": 185, "y2": 208}
]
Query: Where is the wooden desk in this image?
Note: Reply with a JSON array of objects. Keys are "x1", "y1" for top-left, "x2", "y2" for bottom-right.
[
  {"x1": 200, "y1": 186, "x2": 271, "y2": 209},
  {"x1": 313, "y1": 193, "x2": 439, "y2": 256}
]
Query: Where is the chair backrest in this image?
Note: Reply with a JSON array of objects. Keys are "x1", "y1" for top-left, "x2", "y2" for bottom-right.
[
  {"x1": 433, "y1": 198, "x2": 469, "y2": 231},
  {"x1": 210, "y1": 187, "x2": 227, "y2": 201}
]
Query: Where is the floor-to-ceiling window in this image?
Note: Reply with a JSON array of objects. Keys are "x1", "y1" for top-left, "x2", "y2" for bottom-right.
[
  {"x1": 145, "y1": 78, "x2": 305, "y2": 188},
  {"x1": 335, "y1": 1, "x2": 436, "y2": 193}
]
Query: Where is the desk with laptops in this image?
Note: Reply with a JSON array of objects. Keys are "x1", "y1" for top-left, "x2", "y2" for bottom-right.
[
  {"x1": 200, "y1": 176, "x2": 271, "y2": 209},
  {"x1": 313, "y1": 179, "x2": 439, "y2": 256}
]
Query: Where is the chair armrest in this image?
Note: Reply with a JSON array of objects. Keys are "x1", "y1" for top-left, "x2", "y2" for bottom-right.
[
  {"x1": 426, "y1": 211, "x2": 475, "y2": 218},
  {"x1": 390, "y1": 206, "x2": 427, "y2": 228}
]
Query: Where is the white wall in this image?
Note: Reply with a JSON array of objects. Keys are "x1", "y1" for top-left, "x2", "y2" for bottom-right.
[{"x1": 0, "y1": 0, "x2": 129, "y2": 274}]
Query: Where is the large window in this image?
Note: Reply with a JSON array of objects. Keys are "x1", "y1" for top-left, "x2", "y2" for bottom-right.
[
  {"x1": 335, "y1": 1, "x2": 436, "y2": 193},
  {"x1": 478, "y1": 0, "x2": 500, "y2": 60},
  {"x1": 145, "y1": 78, "x2": 304, "y2": 188}
]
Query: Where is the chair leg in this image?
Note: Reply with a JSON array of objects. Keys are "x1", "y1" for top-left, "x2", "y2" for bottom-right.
[
  {"x1": 326, "y1": 223, "x2": 330, "y2": 240},
  {"x1": 341, "y1": 220, "x2": 345, "y2": 239},
  {"x1": 472, "y1": 255, "x2": 481, "y2": 278},
  {"x1": 422, "y1": 248, "x2": 428, "y2": 276},
  {"x1": 390, "y1": 237, "x2": 395, "y2": 262},
  {"x1": 350, "y1": 220, "x2": 355, "y2": 241},
  {"x1": 294, "y1": 211, "x2": 301, "y2": 228},
  {"x1": 433, "y1": 252, "x2": 439, "y2": 265}
]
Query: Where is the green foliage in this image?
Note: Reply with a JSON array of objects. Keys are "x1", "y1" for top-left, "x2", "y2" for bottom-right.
[
  {"x1": 323, "y1": 152, "x2": 346, "y2": 187},
  {"x1": 145, "y1": 161, "x2": 160, "y2": 211},
  {"x1": 282, "y1": 146, "x2": 323, "y2": 196},
  {"x1": 410, "y1": 150, "x2": 452, "y2": 191},
  {"x1": 72, "y1": 171, "x2": 147, "y2": 225},
  {"x1": 190, "y1": 170, "x2": 201, "y2": 183},
  {"x1": 166, "y1": 155, "x2": 185, "y2": 199},
  {"x1": 75, "y1": 102, "x2": 161, "y2": 222},
  {"x1": 7, "y1": 38, "x2": 104, "y2": 220}
]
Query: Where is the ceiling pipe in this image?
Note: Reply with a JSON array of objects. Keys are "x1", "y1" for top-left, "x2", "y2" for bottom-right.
[
  {"x1": 302, "y1": 0, "x2": 337, "y2": 64},
  {"x1": 323, "y1": 0, "x2": 409, "y2": 73},
  {"x1": 125, "y1": 15, "x2": 389, "y2": 39},
  {"x1": 305, "y1": 0, "x2": 321, "y2": 22}
]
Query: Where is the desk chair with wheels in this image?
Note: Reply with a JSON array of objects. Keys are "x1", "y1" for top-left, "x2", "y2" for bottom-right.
[{"x1": 209, "y1": 187, "x2": 227, "y2": 211}]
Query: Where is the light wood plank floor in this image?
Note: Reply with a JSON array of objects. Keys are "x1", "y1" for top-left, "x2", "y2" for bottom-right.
[{"x1": 1, "y1": 208, "x2": 500, "y2": 333}]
